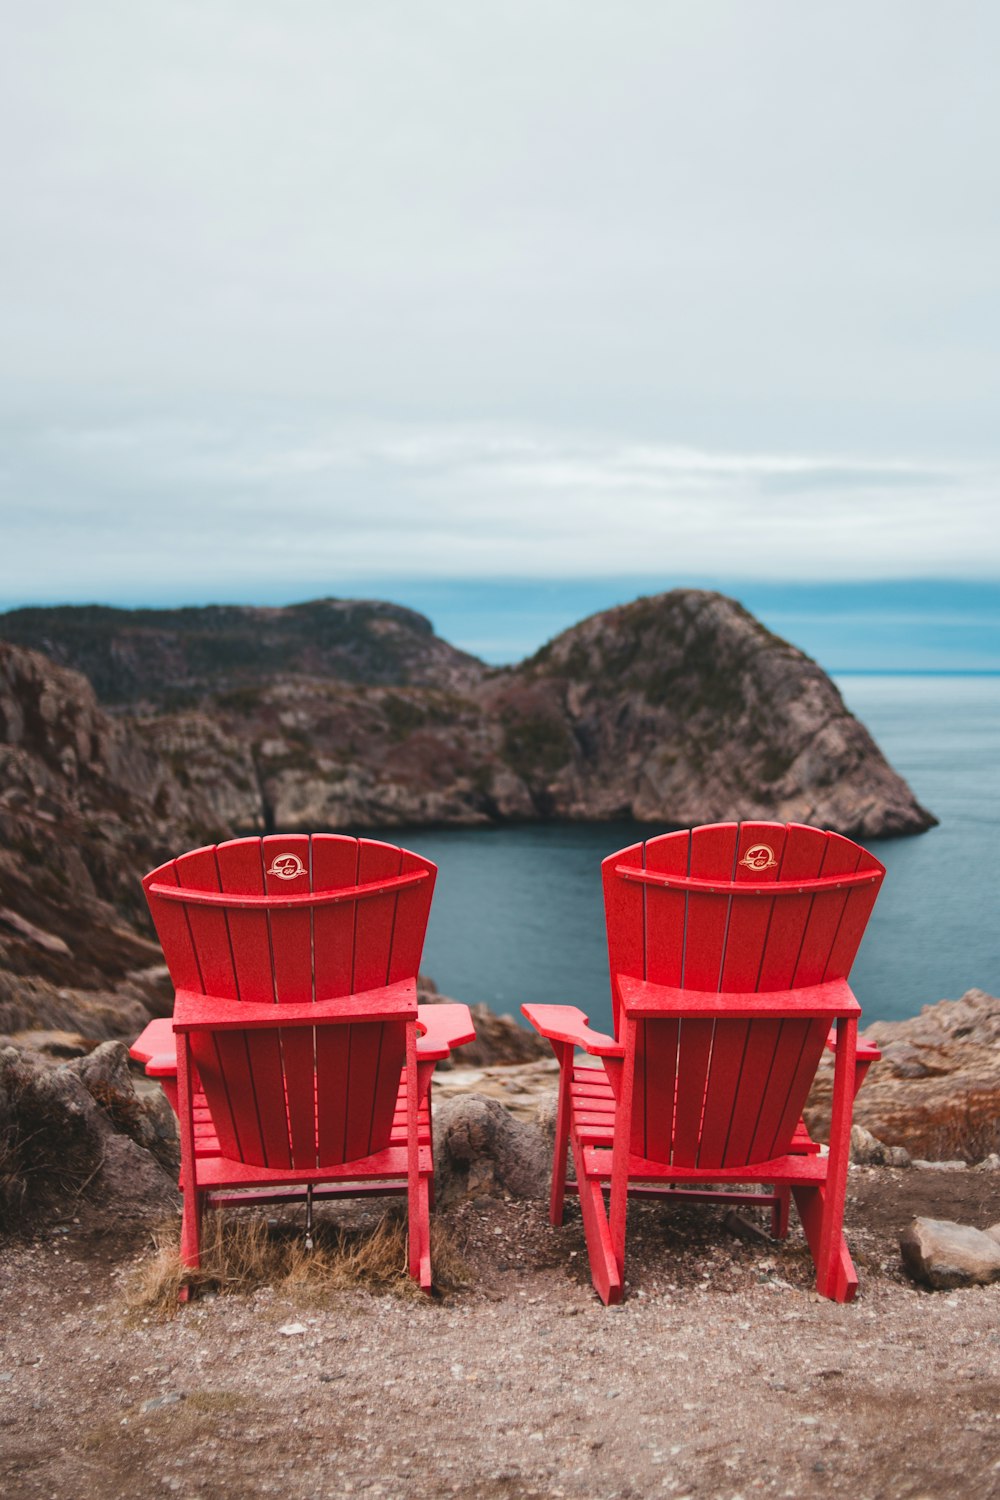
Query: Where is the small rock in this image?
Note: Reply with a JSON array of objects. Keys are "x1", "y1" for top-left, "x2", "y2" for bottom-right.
[
  {"x1": 723, "y1": 1209, "x2": 773, "y2": 1245},
  {"x1": 278, "y1": 1323, "x2": 307, "y2": 1337},
  {"x1": 850, "y1": 1124, "x2": 911, "y2": 1167},
  {"x1": 973, "y1": 1153, "x2": 1000, "y2": 1172},
  {"x1": 911, "y1": 1159, "x2": 967, "y2": 1171},
  {"x1": 140, "y1": 1392, "x2": 184, "y2": 1412},
  {"x1": 900, "y1": 1217, "x2": 1000, "y2": 1289}
]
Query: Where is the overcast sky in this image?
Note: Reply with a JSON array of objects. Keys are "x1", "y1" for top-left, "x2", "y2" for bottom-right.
[{"x1": 2, "y1": 3, "x2": 999, "y2": 653}]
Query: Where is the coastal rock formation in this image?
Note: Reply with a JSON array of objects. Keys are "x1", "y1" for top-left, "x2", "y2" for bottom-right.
[
  {"x1": 0, "y1": 642, "x2": 227, "y2": 990},
  {"x1": 806, "y1": 989, "x2": 1000, "y2": 1161},
  {"x1": 490, "y1": 592, "x2": 934, "y2": 838},
  {"x1": 1, "y1": 589, "x2": 934, "y2": 841}
]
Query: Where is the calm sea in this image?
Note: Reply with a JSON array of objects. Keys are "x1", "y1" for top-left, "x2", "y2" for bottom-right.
[{"x1": 403, "y1": 675, "x2": 1000, "y2": 1031}]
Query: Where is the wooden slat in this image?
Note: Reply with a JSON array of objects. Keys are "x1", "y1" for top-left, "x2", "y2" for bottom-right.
[
  {"x1": 312, "y1": 836, "x2": 361, "y2": 1001},
  {"x1": 176, "y1": 847, "x2": 240, "y2": 1001},
  {"x1": 386, "y1": 850, "x2": 436, "y2": 984},
  {"x1": 366, "y1": 1022, "x2": 407, "y2": 1155},
  {"x1": 344, "y1": 1021, "x2": 385, "y2": 1161},
  {"x1": 822, "y1": 839, "x2": 885, "y2": 981},
  {"x1": 696, "y1": 1020, "x2": 751, "y2": 1168},
  {"x1": 601, "y1": 840, "x2": 645, "y2": 1038},
  {"x1": 683, "y1": 824, "x2": 738, "y2": 990},
  {"x1": 143, "y1": 858, "x2": 203, "y2": 991},
  {"x1": 757, "y1": 824, "x2": 829, "y2": 990},
  {"x1": 215, "y1": 840, "x2": 275, "y2": 1004},
  {"x1": 212, "y1": 840, "x2": 291, "y2": 1169},
  {"x1": 793, "y1": 835, "x2": 860, "y2": 986},
  {"x1": 672, "y1": 825, "x2": 736, "y2": 1166},
  {"x1": 722, "y1": 1018, "x2": 783, "y2": 1166},
  {"x1": 282, "y1": 1025, "x2": 318, "y2": 1169},
  {"x1": 188, "y1": 1032, "x2": 241, "y2": 1160},
  {"x1": 316, "y1": 1022, "x2": 352, "y2": 1165},
  {"x1": 639, "y1": 832, "x2": 688, "y2": 1160},
  {"x1": 264, "y1": 833, "x2": 313, "y2": 1005},
  {"x1": 762, "y1": 1017, "x2": 830, "y2": 1159},
  {"x1": 353, "y1": 841, "x2": 403, "y2": 993}
]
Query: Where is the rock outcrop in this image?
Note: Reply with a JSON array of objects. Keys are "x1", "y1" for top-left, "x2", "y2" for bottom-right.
[
  {"x1": 0, "y1": 643, "x2": 227, "y2": 991},
  {"x1": 0, "y1": 1041, "x2": 178, "y2": 1229},
  {"x1": 1, "y1": 589, "x2": 933, "y2": 840},
  {"x1": 806, "y1": 989, "x2": 1000, "y2": 1162}
]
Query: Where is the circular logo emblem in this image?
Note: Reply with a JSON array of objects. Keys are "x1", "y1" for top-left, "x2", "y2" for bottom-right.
[
  {"x1": 268, "y1": 853, "x2": 306, "y2": 881},
  {"x1": 740, "y1": 843, "x2": 777, "y2": 872}
]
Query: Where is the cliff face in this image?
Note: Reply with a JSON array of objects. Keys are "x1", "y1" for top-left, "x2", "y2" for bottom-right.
[
  {"x1": 1, "y1": 590, "x2": 934, "y2": 841},
  {"x1": 489, "y1": 592, "x2": 935, "y2": 838},
  {"x1": 0, "y1": 642, "x2": 227, "y2": 990},
  {"x1": 0, "y1": 599, "x2": 484, "y2": 706}
]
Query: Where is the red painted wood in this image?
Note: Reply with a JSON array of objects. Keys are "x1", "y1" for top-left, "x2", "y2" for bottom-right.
[
  {"x1": 353, "y1": 841, "x2": 404, "y2": 993},
  {"x1": 264, "y1": 833, "x2": 313, "y2": 1004},
  {"x1": 387, "y1": 850, "x2": 436, "y2": 984},
  {"x1": 176, "y1": 847, "x2": 240, "y2": 1001},
  {"x1": 757, "y1": 824, "x2": 828, "y2": 987},
  {"x1": 761, "y1": 1017, "x2": 830, "y2": 1159},
  {"x1": 138, "y1": 834, "x2": 456, "y2": 1291},
  {"x1": 147, "y1": 869, "x2": 429, "y2": 908},
  {"x1": 792, "y1": 834, "x2": 862, "y2": 986},
  {"x1": 143, "y1": 858, "x2": 203, "y2": 992},
  {"x1": 601, "y1": 840, "x2": 645, "y2": 1037},
  {"x1": 215, "y1": 839, "x2": 289, "y2": 1169},
  {"x1": 616, "y1": 974, "x2": 859, "y2": 1019},
  {"x1": 312, "y1": 836, "x2": 361, "y2": 1000},
  {"x1": 524, "y1": 820, "x2": 884, "y2": 1306},
  {"x1": 637, "y1": 831, "x2": 689, "y2": 1159}
]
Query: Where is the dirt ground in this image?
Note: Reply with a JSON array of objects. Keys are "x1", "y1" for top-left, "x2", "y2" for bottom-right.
[{"x1": 2, "y1": 1169, "x2": 1000, "y2": 1500}]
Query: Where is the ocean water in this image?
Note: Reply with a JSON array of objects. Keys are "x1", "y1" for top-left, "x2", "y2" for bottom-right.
[{"x1": 408, "y1": 675, "x2": 1000, "y2": 1031}]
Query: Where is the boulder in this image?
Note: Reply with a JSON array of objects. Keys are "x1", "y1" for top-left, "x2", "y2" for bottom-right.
[
  {"x1": 850, "y1": 1124, "x2": 911, "y2": 1167},
  {"x1": 806, "y1": 990, "x2": 1000, "y2": 1161},
  {"x1": 432, "y1": 1095, "x2": 550, "y2": 1204},
  {"x1": 900, "y1": 1216, "x2": 1000, "y2": 1289},
  {"x1": 0, "y1": 1042, "x2": 178, "y2": 1231}
]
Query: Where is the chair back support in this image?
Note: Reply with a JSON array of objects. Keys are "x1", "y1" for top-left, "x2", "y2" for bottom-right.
[
  {"x1": 602, "y1": 822, "x2": 884, "y2": 1169},
  {"x1": 143, "y1": 835, "x2": 436, "y2": 1169}
]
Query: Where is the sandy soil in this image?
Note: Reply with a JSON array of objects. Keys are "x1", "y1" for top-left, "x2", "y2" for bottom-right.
[{"x1": 2, "y1": 1169, "x2": 1000, "y2": 1500}]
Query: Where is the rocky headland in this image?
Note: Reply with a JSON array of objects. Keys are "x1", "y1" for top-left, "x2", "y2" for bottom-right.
[{"x1": 1, "y1": 589, "x2": 935, "y2": 838}]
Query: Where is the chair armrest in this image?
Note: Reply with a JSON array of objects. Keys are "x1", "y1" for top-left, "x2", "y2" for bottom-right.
[
  {"x1": 825, "y1": 1026, "x2": 881, "y2": 1064},
  {"x1": 521, "y1": 1003, "x2": 624, "y2": 1058},
  {"x1": 416, "y1": 1003, "x2": 476, "y2": 1061},
  {"x1": 129, "y1": 1017, "x2": 178, "y2": 1078},
  {"x1": 173, "y1": 978, "x2": 418, "y2": 1031}
]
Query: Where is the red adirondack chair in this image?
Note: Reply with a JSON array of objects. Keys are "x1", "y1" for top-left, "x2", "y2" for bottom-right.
[
  {"x1": 523, "y1": 821, "x2": 885, "y2": 1305},
  {"x1": 130, "y1": 834, "x2": 474, "y2": 1293}
]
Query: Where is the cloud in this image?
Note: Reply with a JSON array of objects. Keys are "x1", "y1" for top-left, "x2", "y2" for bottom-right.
[{"x1": 1, "y1": 415, "x2": 997, "y2": 605}]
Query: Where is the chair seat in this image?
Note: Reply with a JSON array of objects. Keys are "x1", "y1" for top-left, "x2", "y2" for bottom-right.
[
  {"x1": 567, "y1": 1063, "x2": 820, "y2": 1155},
  {"x1": 189, "y1": 1068, "x2": 432, "y2": 1161}
]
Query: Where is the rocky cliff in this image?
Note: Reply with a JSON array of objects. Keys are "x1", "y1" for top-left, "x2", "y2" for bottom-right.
[
  {"x1": 0, "y1": 641, "x2": 226, "y2": 991},
  {"x1": 1, "y1": 590, "x2": 935, "y2": 840}
]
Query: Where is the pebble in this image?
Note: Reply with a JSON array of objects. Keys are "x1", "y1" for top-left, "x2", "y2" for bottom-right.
[
  {"x1": 278, "y1": 1323, "x2": 308, "y2": 1337},
  {"x1": 141, "y1": 1392, "x2": 184, "y2": 1412}
]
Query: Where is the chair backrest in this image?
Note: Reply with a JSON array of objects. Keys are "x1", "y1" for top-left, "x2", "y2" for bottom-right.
[
  {"x1": 143, "y1": 834, "x2": 436, "y2": 1169},
  {"x1": 602, "y1": 821, "x2": 884, "y2": 1169}
]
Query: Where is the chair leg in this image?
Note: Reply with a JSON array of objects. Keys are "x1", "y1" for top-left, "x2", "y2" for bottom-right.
[
  {"x1": 771, "y1": 1186, "x2": 791, "y2": 1240},
  {"x1": 549, "y1": 1044, "x2": 573, "y2": 1226},
  {"x1": 408, "y1": 1172, "x2": 433, "y2": 1294},
  {"x1": 577, "y1": 1172, "x2": 622, "y2": 1306},
  {"x1": 791, "y1": 1184, "x2": 858, "y2": 1303},
  {"x1": 179, "y1": 1187, "x2": 204, "y2": 1272}
]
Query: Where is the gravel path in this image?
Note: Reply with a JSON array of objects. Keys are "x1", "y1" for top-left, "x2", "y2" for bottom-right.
[{"x1": 3, "y1": 1170, "x2": 999, "y2": 1500}]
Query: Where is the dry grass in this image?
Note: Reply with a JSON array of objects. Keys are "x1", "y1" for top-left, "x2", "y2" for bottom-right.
[
  {"x1": 0, "y1": 1057, "x2": 103, "y2": 1230},
  {"x1": 128, "y1": 1207, "x2": 470, "y2": 1317}
]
